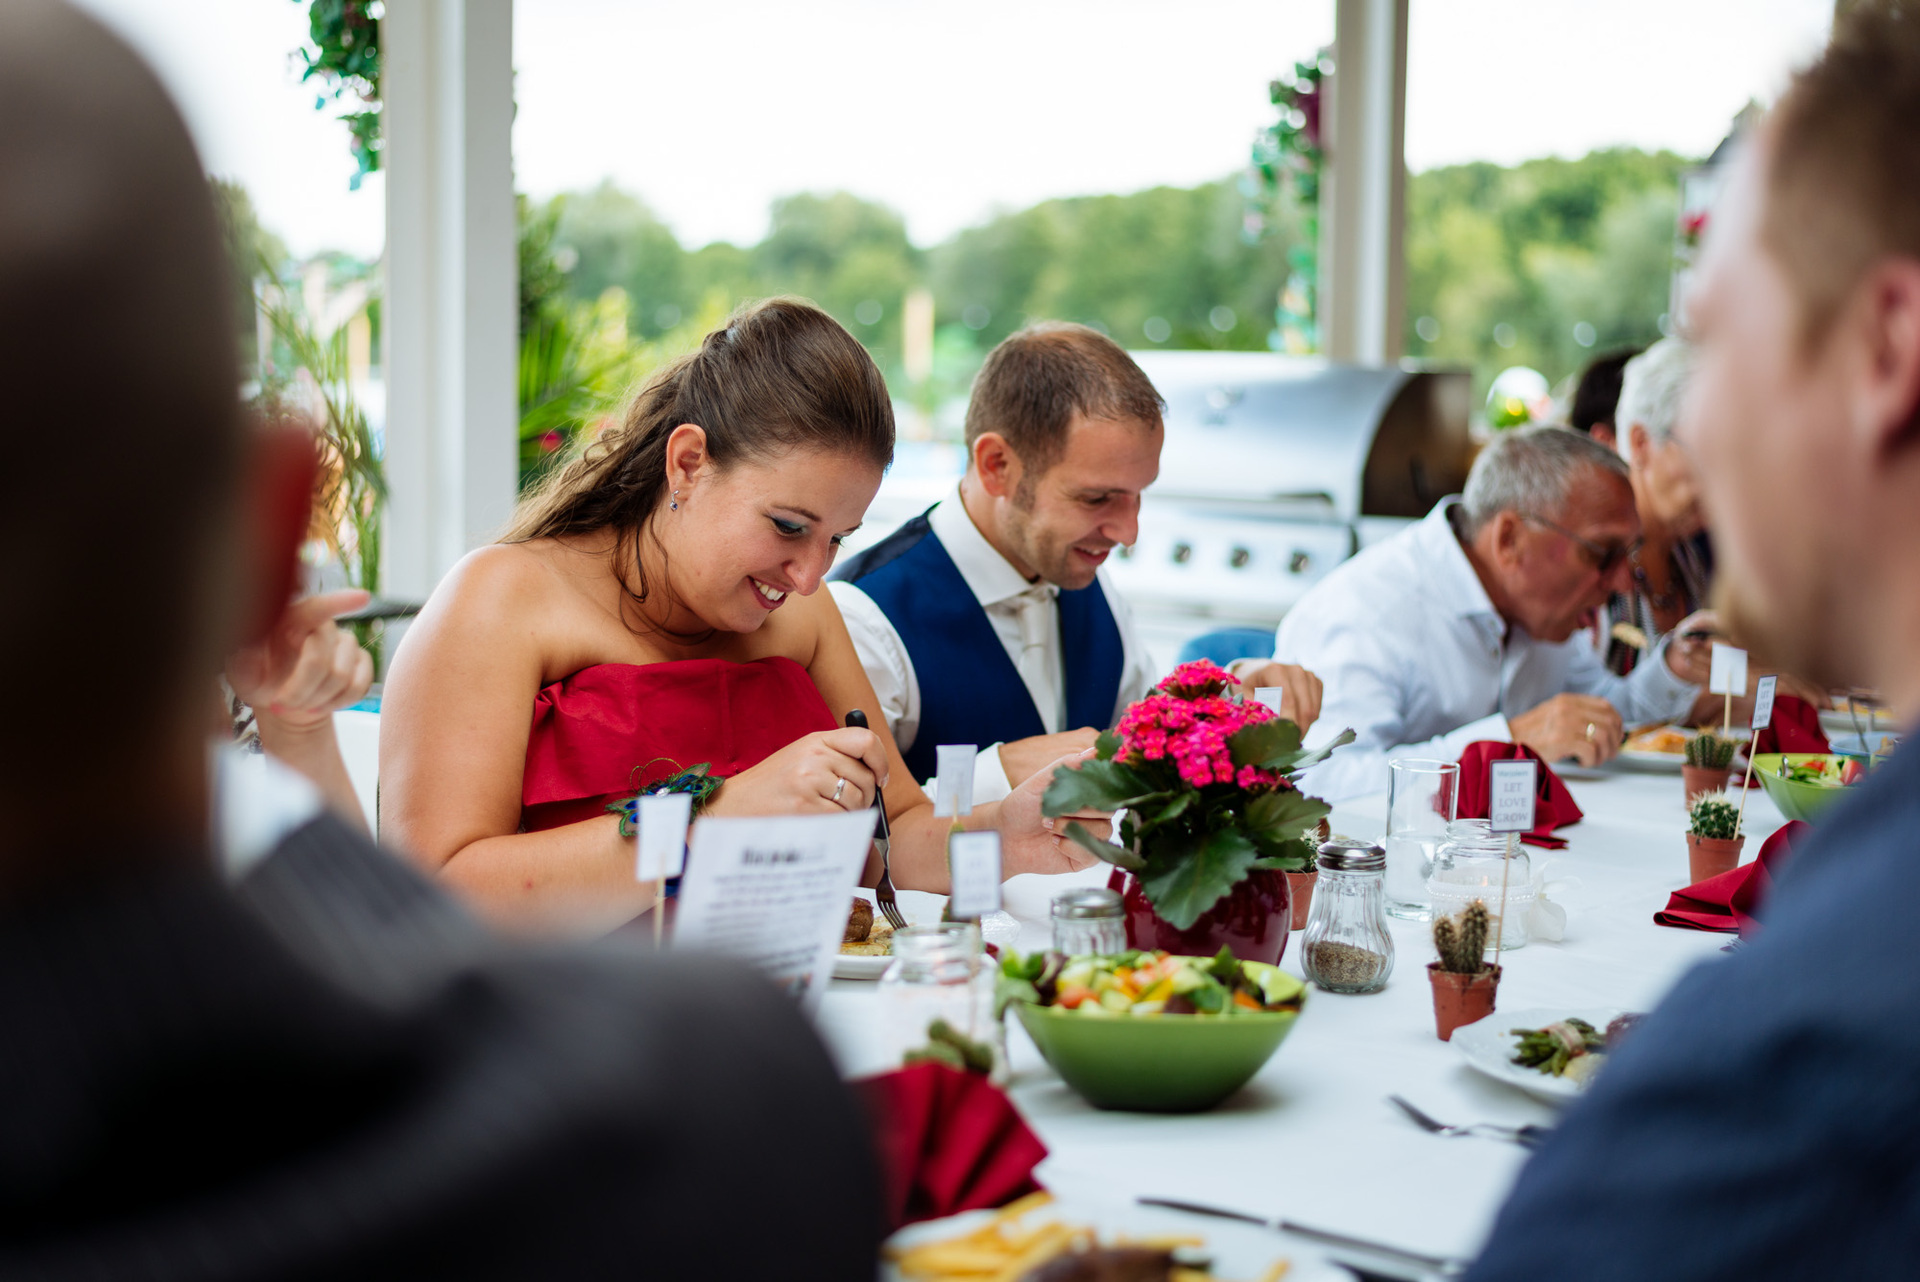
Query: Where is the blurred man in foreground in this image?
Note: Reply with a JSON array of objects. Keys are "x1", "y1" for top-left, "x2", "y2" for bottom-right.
[
  {"x1": 1469, "y1": 4, "x2": 1920, "y2": 1277},
  {"x1": 0, "y1": 3, "x2": 879, "y2": 1274},
  {"x1": 1272, "y1": 426, "x2": 1709, "y2": 801}
]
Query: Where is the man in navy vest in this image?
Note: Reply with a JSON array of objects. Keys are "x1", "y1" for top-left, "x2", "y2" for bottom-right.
[
  {"x1": 1466, "y1": 5, "x2": 1920, "y2": 1277},
  {"x1": 831, "y1": 323, "x2": 1320, "y2": 802}
]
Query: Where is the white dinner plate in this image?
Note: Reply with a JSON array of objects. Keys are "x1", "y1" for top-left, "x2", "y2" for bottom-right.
[
  {"x1": 1452, "y1": 1006, "x2": 1626, "y2": 1104},
  {"x1": 832, "y1": 896, "x2": 1019, "y2": 980},
  {"x1": 833, "y1": 952, "x2": 893, "y2": 980},
  {"x1": 1821, "y1": 703, "x2": 1896, "y2": 735},
  {"x1": 1616, "y1": 725, "x2": 1749, "y2": 773}
]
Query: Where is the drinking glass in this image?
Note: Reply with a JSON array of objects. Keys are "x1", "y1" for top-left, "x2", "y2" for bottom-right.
[{"x1": 1384, "y1": 758, "x2": 1460, "y2": 920}]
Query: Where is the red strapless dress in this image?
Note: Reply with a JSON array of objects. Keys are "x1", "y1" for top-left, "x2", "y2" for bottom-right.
[{"x1": 520, "y1": 656, "x2": 838, "y2": 832}]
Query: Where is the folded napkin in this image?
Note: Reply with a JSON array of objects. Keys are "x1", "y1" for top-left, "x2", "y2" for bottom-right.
[
  {"x1": 1455, "y1": 741, "x2": 1584, "y2": 849},
  {"x1": 855, "y1": 1061, "x2": 1047, "y2": 1230},
  {"x1": 1752, "y1": 695, "x2": 1831, "y2": 757},
  {"x1": 1653, "y1": 820, "x2": 1809, "y2": 935}
]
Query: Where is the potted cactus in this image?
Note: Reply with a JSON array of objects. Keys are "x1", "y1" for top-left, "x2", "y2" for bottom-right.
[
  {"x1": 1685, "y1": 791, "x2": 1746, "y2": 883},
  {"x1": 1427, "y1": 900, "x2": 1500, "y2": 1041},
  {"x1": 1683, "y1": 733, "x2": 1737, "y2": 804}
]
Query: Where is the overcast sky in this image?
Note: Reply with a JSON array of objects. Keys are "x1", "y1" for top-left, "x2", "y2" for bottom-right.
[{"x1": 78, "y1": 0, "x2": 1832, "y2": 260}]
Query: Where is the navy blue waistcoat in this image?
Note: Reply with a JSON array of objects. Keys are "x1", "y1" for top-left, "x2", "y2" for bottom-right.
[{"x1": 832, "y1": 509, "x2": 1126, "y2": 782}]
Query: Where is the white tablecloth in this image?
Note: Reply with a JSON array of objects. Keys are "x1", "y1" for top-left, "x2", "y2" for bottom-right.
[{"x1": 818, "y1": 765, "x2": 1791, "y2": 1279}]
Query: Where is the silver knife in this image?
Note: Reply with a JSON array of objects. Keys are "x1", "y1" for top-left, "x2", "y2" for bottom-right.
[{"x1": 1136, "y1": 1198, "x2": 1468, "y2": 1277}]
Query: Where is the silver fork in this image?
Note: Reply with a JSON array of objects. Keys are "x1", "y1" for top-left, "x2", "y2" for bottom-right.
[
  {"x1": 1388, "y1": 1095, "x2": 1551, "y2": 1149},
  {"x1": 846, "y1": 710, "x2": 907, "y2": 930}
]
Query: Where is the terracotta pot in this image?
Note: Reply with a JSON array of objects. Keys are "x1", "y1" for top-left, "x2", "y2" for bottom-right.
[
  {"x1": 1686, "y1": 832, "x2": 1746, "y2": 884},
  {"x1": 1682, "y1": 764, "x2": 1732, "y2": 805},
  {"x1": 1117, "y1": 869, "x2": 1292, "y2": 966},
  {"x1": 1428, "y1": 963, "x2": 1501, "y2": 1041},
  {"x1": 1284, "y1": 870, "x2": 1317, "y2": 931}
]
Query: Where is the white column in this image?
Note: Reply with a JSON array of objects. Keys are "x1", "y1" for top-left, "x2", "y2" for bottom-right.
[
  {"x1": 1318, "y1": 0, "x2": 1409, "y2": 366},
  {"x1": 382, "y1": 0, "x2": 517, "y2": 601}
]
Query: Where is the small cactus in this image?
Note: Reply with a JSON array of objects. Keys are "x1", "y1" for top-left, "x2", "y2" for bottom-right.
[
  {"x1": 1685, "y1": 733, "x2": 1737, "y2": 769},
  {"x1": 1688, "y1": 791, "x2": 1740, "y2": 840},
  {"x1": 1433, "y1": 900, "x2": 1492, "y2": 974}
]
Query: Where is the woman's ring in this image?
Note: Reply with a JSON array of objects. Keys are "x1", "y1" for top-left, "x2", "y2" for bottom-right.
[{"x1": 831, "y1": 776, "x2": 848, "y2": 805}]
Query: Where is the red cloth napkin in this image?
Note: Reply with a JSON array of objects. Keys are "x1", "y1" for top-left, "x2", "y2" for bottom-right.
[
  {"x1": 1751, "y1": 695, "x2": 1831, "y2": 757},
  {"x1": 855, "y1": 1062, "x2": 1047, "y2": 1230},
  {"x1": 1455, "y1": 741, "x2": 1585, "y2": 848},
  {"x1": 1653, "y1": 820, "x2": 1809, "y2": 934}
]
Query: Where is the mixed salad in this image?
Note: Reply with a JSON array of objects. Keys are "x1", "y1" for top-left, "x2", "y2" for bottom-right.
[
  {"x1": 1510, "y1": 1013, "x2": 1642, "y2": 1086},
  {"x1": 1779, "y1": 756, "x2": 1870, "y2": 788},
  {"x1": 999, "y1": 947, "x2": 1306, "y2": 1017}
]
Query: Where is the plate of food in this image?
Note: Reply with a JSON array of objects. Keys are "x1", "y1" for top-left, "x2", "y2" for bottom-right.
[
  {"x1": 1616, "y1": 725, "x2": 1749, "y2": 772},
  {"x1": 836, "y1": 896, "x2": 899, "y2": 979},
  {"x1": 1452, "y1": 1007, "x2": 1642, "y2": 1103},
  {"x1": 1821, "y1": 696, "x2": 1896, "y2": 736}
]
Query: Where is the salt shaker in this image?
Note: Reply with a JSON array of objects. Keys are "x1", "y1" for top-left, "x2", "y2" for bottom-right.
[
  {"x1": 1299, "y1": 838, "x2": 1395, "y2": 993},
  {"x1": 1050, "y1": 886, "x2": 1127, "y2": 956}
]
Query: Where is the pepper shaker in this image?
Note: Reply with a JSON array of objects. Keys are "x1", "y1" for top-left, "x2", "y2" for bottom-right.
[{"x1": 1299, "y1": 838, "x2": 1394, "y2": 993}]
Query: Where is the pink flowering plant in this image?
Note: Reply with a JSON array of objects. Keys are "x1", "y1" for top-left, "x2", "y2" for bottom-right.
[{"x1": 1041, "y1": 660, "x2": 1354, "y2": 930}]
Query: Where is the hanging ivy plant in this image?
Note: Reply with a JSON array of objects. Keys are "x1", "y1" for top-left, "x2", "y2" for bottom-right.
[
  {"x1": 1245, "y1": 48, "x2": 1330, "y2": 353},
  {"x1": 295, "y1": 0, "x2": 382, "y2": 189}
]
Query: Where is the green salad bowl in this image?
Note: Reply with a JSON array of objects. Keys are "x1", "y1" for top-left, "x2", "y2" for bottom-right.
[
  {"x1": 1750, "y1": 753, "x2": 1857, "y2": 823},
  {"x1": 1013, "y1": 1001, "x2": 1302, "y2": 1113}
]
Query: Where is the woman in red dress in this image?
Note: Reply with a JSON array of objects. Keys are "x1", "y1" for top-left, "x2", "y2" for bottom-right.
[{"x1": 381, "y1": 299, "x2": 1102, "y2": 931}]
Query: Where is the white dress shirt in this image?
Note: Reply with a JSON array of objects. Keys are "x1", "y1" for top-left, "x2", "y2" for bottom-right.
[
  {"x1": 830, "y1": 487, "x2": 1156, "y2": 803},
  {"x1": 1275, "y1": 498, "x2": 1699, "y2": 802}
]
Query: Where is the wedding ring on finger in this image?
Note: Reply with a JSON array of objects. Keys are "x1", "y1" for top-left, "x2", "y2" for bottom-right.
[
  {"x1": 831, "y1": 776, "x2": 848, "y2": 806},
  {"x1": 1585, "y1": 722, "x2": 1597, "y2": 742}
]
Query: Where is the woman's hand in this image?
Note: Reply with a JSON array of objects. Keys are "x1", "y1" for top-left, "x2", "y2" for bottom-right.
[
  {"x1": 997, "y1": 747, "x2": 1112, "y2": 877},
  {"x1": 706, "y1": 727, "x2": 889, "y2": 817},
  {"x1": 226, "y1": 588, "x2": 375, "y2": 734}
]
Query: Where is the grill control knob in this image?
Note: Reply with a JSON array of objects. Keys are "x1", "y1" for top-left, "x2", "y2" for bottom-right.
[
  {"x1": 1288, "y1": 550, "x2": 1312, "y2": 575},
  {"x1": 1228, "y1": 546, "x2": 1251, "y2": 569},
  {"x1": 1171, "y1": 542, "x2": 1193, "y2": 565}
]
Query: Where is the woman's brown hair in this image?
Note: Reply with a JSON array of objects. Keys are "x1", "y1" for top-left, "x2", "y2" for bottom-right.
[{"x1": 505, "y1": 296, "x2": 894, "y2": 604}]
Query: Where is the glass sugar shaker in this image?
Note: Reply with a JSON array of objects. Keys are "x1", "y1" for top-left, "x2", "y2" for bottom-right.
[
  {"x1": 1298, "y1": 838, "x2": 1395, "y2": 994},
  {"x1": 878, "y1": 923, "x2": 1005, "y2": 1083},
  {"x1": 1051, "y1": 886, "x2": 1127, "y2": 956}
]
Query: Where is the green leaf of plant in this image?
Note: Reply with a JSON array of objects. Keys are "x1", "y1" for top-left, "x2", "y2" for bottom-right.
[
  {"x1": 1094, "y1": 730, "x2": 1123, "y2": 760},
  {"x1": 1041, "y1": 759, "x2": 1155, "y2": 816},
  {"x1": 1062, "y1": 821, "x2": 1144, "y2": 871},
  {"x1": 1245, "y1": 788, "x2": 1332, "y2": 840},
  {"x1": 1138, "y1": 827, "x2": 1261, "y2": 931},
  {"x1": 1262, "y1": 727, "x2": 1358, "y2": 776},
  {"x1": 1135, "y1": 790, "x2": 1195, "y2": 831},
  {"x1": 1229, "y1": 718, "x2": 1302, "y2": 769},
  {"x1": 1248, "y1": 836, "x2": 1315, "y2": 872}
]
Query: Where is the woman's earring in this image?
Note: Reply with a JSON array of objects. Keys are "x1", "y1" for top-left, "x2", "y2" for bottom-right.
[{"x1": 670, "y1": 488, "x2": 680, "y2": 511}]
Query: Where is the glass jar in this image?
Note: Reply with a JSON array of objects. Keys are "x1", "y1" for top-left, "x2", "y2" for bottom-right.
[
  {"x1": 1427, "y1": 819, "x2": 1532, "y2": 951},
  {"x1": 878, "y1": 923, "x2": 1005, "y2": 1082},
  {"x1": 1051, "y1": 886, "x2": 1127, "y2": 956},
  {"x1": 1298, "y1": 839, "x2": 1394, "y2": 993}
]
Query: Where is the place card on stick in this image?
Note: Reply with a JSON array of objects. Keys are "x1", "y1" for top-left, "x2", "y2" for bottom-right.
[
  {"x1": 635, "y1": 792, "x2": 692, "y2": 946},
  {"x1": 672, "y1": 810, "x2": 876, "y2": 1014},
  {"x1": 1252, "y1": 687, "x2": 1287, "y2": 717},
  {"x1": 946, "y1": 830, "x2": 1003, "y2": 920},
  {"x1": 1487, "y1": 760, "x2": 1538, "y2": 834},
  {"x1": 933, "y1": 744, "x2": 977, "y2": 817},
  {"x1": 1707, "y1": 642, "x2": 1750, "y2": 696},
  {"x1": 1735, "y1": 675, "x2": 1780, "y2": 838}
]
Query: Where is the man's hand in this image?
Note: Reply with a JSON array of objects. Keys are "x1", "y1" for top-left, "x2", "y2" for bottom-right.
[
  {"x1": 1663, "y1": 609, "x2": 1718, "y2": 685},
  {"x1": 226, "y1": 589, "x2": 375, "y2": 735},
  {"x1": 998, "y1": 728, "x2": 1100, "y2": 790},
  {"x1": 1508, "y1": 693, "x2": 1624, "y2": 766},
  {"x1": 1227, "y1": 660, "x2": 1325, "y2": 732},
  {"x1": 999, "y1": 746, "x2": 1111, "y2": 877}
]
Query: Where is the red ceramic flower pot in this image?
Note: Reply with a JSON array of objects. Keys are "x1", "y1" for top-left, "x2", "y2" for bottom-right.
[
  {"x1": 1686, "y1": 832, "x2": 1746, "y2": 884},
  {"x1": 1117, "y1": 869, "x2": 1291, "y2": 965},
  {"x1": 1284, "y1": 869, "x2": 1317, "y2": 931},
  {"x1": 1682, "y1": 765, "x2": 1732, "y2": 806},
  {"x1": 1428, "y1": 963, "x2": 1501, "y2": 1041}
]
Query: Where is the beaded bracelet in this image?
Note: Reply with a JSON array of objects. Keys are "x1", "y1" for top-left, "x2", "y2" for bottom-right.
[{"x1": 607, "y1": 761, "x2": 724, "y2": 838}]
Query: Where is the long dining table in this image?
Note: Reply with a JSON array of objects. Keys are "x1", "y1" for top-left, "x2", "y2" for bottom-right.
[{"x1": 817, "y1": 764, "x2": 1795, "y2": 1280}]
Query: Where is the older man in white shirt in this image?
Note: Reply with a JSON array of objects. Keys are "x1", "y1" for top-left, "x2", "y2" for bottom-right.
[{"x1": 1243, "y1": 426, "x2": 1712, "y2": 801}]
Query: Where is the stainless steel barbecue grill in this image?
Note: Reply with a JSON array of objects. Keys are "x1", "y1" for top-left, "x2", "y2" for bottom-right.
[{"x1": 1109, "y1": 352, "x2": 1472, "y2": 659}]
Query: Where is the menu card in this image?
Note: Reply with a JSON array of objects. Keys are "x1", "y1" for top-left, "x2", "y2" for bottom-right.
[
  {"x1": 673, "y1": 810, "x2": 877, "y2": 1013},
  {"x1": 1487, "y1": 760, "x2": 1538, "y2": 834},
  {"x1": 933, "y1": 744, "x2": 977, "y2": 816}
]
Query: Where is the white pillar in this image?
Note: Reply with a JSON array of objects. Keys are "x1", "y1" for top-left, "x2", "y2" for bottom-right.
[
  {"x1": 1319, "y1": 0, "x2": 1409, "y2": 366},
  {"x1": 382, "y1": 0, "x2": 517, "y2": 601}
]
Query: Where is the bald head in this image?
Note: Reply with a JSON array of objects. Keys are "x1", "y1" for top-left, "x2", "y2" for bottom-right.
[{"x1": 0, "y1": 2, "x2": 242, "y2": 838}]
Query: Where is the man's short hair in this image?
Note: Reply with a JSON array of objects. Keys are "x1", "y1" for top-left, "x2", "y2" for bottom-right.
[
  {"x1": 1614, "y1": 338, "x2": 1696, "y2": 446},
  {"x1": 1461, "y1": 425, "x2": 1630, "y2": 537},
  {"x1": 0, "y1": 0, "x2": 240, "y2": 799},
  {"x1": 1569, "y1": 347, "x2": 1641, "y2": 434},
  {"x1": 963, "y1": 322, "x2": 1164, "y2": 474},
  {"x1": 1765, "y1": 0, "x2": 1920, "y2": 349}
]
